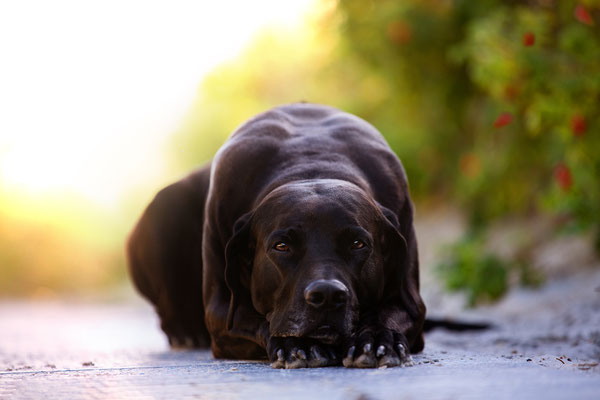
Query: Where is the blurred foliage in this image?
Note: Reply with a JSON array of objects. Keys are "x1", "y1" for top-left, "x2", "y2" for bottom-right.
[
  {"x1": 173, "y1": 0, "x2": 600, "y2": 304},
  {"x1": 0, "y1": 192, "x2": 133, "y2": 297},
  {"x1": 438, "y1": 231, "x2": 509, "y2": 306},
  {"x1": 3, "y1": 0, "x2": 598, "y2": 299},
  {"x1": 438, "y1": 225, "x2": 546, "y2": 305},
  {"x1": 336, "y1": 0, "x2": 600, "y2": 229},
  {"x1": 338, "y1": 0, "x2": 600, "y2": 303}
]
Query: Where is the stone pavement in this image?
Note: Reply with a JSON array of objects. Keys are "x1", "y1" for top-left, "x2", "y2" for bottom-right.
[{"x1": 1, "y1": 269, "x2": 599, "y2": 399}]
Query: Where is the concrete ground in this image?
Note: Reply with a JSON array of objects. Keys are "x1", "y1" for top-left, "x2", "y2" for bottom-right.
[
  {"x1": 2, "y1": 212, "x2": 599, "y2": 399},
  {"x1": 1, "y1": 267, "x2": 599, "y2": 400}
]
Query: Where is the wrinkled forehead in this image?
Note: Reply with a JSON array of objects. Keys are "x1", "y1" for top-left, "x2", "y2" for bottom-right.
[{"x1": 253, "y1": 180, "x2": 379, "y2": 232}]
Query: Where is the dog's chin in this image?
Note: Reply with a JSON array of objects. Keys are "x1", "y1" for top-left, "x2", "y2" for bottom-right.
[
  {"x1": 306, "y1": 325, "x2": 342, "y2": 344},
  {"x1": 269, "y1": 308, "x2": 356, "y2": 343},
  {"x1": 271, "y1": 325, "x2": 344, "y2": 345}
]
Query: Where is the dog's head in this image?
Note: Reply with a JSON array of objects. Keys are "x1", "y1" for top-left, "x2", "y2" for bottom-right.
[{"x1": 224, "y1": 179, "x2": 418, "y2": 343}]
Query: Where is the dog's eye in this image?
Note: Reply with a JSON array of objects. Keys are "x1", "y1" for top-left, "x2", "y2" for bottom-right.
[
  {"x1": 351, "y1": 240, "x2": 365, "y2": 250},
  {"x1": 273, "y1": 242, "x2": 290, "y2": 252}
]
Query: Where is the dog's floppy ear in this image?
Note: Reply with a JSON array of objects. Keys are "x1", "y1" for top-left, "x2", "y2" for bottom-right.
[
  {"x1": 377, "y1": 203, "x2": 425, "y2": 323},
  {"x1": 224, "y1": 211, "x2": 258, "y2": 334}
]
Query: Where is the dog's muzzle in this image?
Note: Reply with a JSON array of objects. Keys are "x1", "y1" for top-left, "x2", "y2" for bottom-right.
[{"x1": 304, "y1": 279, "x2": 349, "y2": 310}]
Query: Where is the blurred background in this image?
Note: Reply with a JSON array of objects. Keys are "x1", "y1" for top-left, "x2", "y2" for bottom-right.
[{"x1": 1, "y1": 0, "x2": 598, "y2": 305}]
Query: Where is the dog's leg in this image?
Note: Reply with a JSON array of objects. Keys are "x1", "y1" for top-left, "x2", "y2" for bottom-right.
[
  {"x1": 127, "y1": 164, "x2": 212, "y2": 348},
  {"x1": 342, "y1": 307, "x2": 422, "y2": 368},
  {"x1": 342, "y1": 219, "x2": 425, "y2": 368}
]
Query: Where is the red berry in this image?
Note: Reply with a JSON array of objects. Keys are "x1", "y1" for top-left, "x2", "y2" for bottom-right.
[
  {"x1": 494, "y1": 112, "x2": 513, "y2": 128},
  {"x1": 522, "y1": 32, "x2": 535, "y2": 46},
  {"x1": 574, "y1": 4, "x2": 594, "y2": 25},
  {"x1": 554, "y1": 163, "x2": 573, "y2": 191},
  {"x1": 571, "y1": 114, "x2": 587, "y2": 137}
]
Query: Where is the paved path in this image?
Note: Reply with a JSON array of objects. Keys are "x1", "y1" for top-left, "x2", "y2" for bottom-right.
[{"x1": 1, "y1": 270, "x2": 599, "y2": 399}]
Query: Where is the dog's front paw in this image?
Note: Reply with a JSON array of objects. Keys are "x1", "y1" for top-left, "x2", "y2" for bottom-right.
[
  {"x1": 267, "y1": 337, "x2": 340, "y2": 369},
  {"x1": 342, "y1": 329, "x2": 413, "y2": 368}
]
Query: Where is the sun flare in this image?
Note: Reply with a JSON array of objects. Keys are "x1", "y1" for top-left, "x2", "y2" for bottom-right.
[{"x1": 0, "y1": 0, "x2": 317, "y2": 209}]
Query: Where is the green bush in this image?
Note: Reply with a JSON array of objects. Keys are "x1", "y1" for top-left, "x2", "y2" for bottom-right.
[
  {"x1": 335, "y1": 0, "x2": 600, "y2": 301},
  {"x1": 336, "y1": 0, "x2": 600, "y2": 230},
  {"x1": 437, "y1": 232, "x2": 509, "y2": 306}
]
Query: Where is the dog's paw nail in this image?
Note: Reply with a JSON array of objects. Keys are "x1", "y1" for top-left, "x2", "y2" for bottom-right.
[
  {"x1": 290, "y1": 348, "x2": 299, "y2": 359},
  {"x1": 285, "y1": 349, "x2": 308, "y2": 369},
  {"x1": 342, "y1": 346, "x2": 356, "y2": 368},
  {"x1": 354, "y1": 343, "x2": 377, "y2": 368},
  {"x1": 277, "y1": 348, "x2": 285, "y2": 361},
  {"x1": 308, "y1": 345, "x2": 332, "y2": 367},
  {"x1": 394, "y1": 343, "x2": 413, "y2": 366},
  {"x1": 310, "y1": 345, "x2": 323, "y2": 358},
  {"x1": 296, "y1": 349, "x2": 307, "y2": 360},
  {"x1": 271, "y1": 349, "x2": 286, "y2": 369},
  {"x1": 309, "y1": 346, "x2": 324, "y2": 362},
  {"x1": 396, "y1": 343, "x2": 407, "y2": 357},
  {"x1": 376, "y1": 345, "x2": 386, "y2": 357},
  {"x1": 347, "y1": 346, "x2": 356, "y2": 358}
]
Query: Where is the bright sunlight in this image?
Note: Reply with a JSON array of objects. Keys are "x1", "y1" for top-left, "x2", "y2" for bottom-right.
[{"x1": 0, "y1": 0, "x2": 316, "y2": 209}]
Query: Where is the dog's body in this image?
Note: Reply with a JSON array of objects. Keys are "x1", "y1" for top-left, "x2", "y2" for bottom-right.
[{"x1": 127, "y1": 103, "x2": 426, "y2": 368}]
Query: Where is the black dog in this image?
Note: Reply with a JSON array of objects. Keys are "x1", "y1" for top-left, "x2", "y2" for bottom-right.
[{"x1": 127, "y1": 103, "x2": 426, "y2": 368}]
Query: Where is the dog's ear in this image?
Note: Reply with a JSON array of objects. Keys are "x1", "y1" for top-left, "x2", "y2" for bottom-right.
[
  {"x1": 224, "y1": 211, "x2": 259, "y2": 334},
  {"x1": 377, "y1": 203, "x2": 425, "y2": 323}
]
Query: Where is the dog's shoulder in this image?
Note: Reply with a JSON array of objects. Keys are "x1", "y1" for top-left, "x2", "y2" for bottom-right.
[
  {"x1": 208, "y1": 103, "x2": 408, "y2": 217},
  {"x1": 217, "y1": 103, "x2": 390, "y2": 164}
]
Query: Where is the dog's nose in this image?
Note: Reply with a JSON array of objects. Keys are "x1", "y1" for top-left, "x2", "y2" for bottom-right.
[{"x1": 304, "y1": 279, "x2": 349, "y2": 309}]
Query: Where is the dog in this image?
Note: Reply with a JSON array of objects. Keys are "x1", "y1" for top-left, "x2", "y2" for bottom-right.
[{"x1": 127, "y1": 103, "x2": 426, "y2": 368}]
